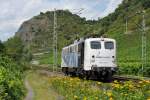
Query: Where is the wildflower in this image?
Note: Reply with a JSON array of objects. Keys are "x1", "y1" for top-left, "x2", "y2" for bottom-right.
[
  {"x1": 114, "y1": 80, "x2": 118, "y2": 83},
  {"x1": 97, "y1": 82, "x2": 101, "y2": 85},
  {"x1": 70, "y1": 78, "x2": 73, "y2": 81},
  {"x1": 65, "y1": 95, "x2": 68, "y2": 98},
  {"x1": 120, "y1": 86, "x2": 123, "y2": 89},
  {"x1": 139, "y1": 81, "x2": 143, "y2": 84},
  {"x1": 112, "y1": 83, "x2": 120, "y2": 88},
  {"x1": 143, "y1": 80, "x2": 150, "y2": 84},
  {"x1": 136, "y1": 84, "x2": 141, "y2": 88},
  {"x1": 129, "y1": 84, "x2": 134, "y2": 89},
  {"x1": 83, "y1": 96, "x2": 87, "y2": 100},
  {"x1": 95, "y1": 97, "x2": 99, "y2": 100},
  {"x1": 147, "y1": 98, "x2": 150, "y2": 100},
  {"x1": 107, "y1": 91, "x2": 112, "y2": 97},
  {"x1": 109, "y1": 97, "x2": 113, "y2": 100},
  {"x1": 74, "y1": 95, "x2": 78, "y2": 99}
]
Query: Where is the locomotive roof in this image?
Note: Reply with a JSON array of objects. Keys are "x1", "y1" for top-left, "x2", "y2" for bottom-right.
[
  {"x1": 62, "y1": 38, "x2": 115, "y2": 50},
  {"x1": 85, "y1": 38, "x2": 115, "y2": 42}
]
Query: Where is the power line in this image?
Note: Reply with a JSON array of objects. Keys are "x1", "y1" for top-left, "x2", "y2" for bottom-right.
[{"x1": 124, "y1": 10, "x2": 147, "y2": 75}]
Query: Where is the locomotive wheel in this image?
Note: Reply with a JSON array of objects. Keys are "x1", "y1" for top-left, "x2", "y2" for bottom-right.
[
  {"x1": 79, "y1": 70, "x2": 85, "y2": 79},
  {"x1": 62, "y1": 68, "x2": 68, "y2": 76},
  {"x1": 70, "y1": 72, "x2": 76, "y2": 77},
  {"x1": 104, "y1": 71, "x2": 113, "y2": 82},
  {"x1": 85, "y1": 71, "x2": 91, "y2": 80}
]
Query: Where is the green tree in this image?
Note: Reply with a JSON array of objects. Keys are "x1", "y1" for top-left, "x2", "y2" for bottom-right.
[
  {"x1": 0, "y1": 40, "x2": 5, "y2": 54},
  {"x1": 4, "y1": 36, "x2": 24, "y2": 61},
  {"x1": 142, "y1": 0, "x2": 150, "y2": 9}
]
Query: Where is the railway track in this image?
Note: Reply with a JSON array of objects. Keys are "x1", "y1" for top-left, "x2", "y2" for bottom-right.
[
  {"x1": 113, "y1": 75, "x2": 150, "y2": 82},
  {"x1": 30, "y1": 64, "x2": 150, "y2": 83}
]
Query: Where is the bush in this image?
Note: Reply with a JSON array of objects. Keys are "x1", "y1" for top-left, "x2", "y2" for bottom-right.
[
  {"x1": 117, "y1": 62, "x2": 150, "y2": 76},
  {"x1": 0, "y1": 55, "x2": 25, "y2": 100},
  {"x1": 0, "y1": 40, "x2": 5, "y2": 54}
]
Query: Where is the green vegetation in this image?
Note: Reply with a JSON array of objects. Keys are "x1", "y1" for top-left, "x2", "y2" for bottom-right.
[
  {"x1": 0, "y1": 40, "x2": 5, "y2": 54},
  {"x1": 0, "y1": 55, "x2": 25, "y2": 100},
  {"x1": 118, "y1": 62, "x2": 150, "y2": 76},
  {"x1": 4, "y1": 36, "x2": 32, "y2": 62},
  {"x1": 51, "y1": 76, "x2": 150, "y2": 100},
  {"x1": 0, "y1": 36, "x2": 32, "y2": 99},
  {"x1": 33, "y1": 52, "x2": 61, "y2": 65}
]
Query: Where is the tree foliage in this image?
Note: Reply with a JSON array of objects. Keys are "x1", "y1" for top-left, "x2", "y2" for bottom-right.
[
  {"x1": 4, "y1": 36, "x2": 24, "y2": 61},
  {"x1": 142, "y1": 0, "x2": 150, "y2": 9},
  {"x1": 0, "y1": 37, "x2": 26, "y2": 99},
  {"x1": 0, "y1": 40, "x2": 5, "y2": 54},
  {"x1": 0, "y1": 55, "x2": 25, "y2": 100}
]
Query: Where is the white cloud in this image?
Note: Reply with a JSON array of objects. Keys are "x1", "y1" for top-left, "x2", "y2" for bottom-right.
[
  {"x1": 0, "y1": 0, "x2": 123, "y2": 41},
  {"x1": 100, "y1": 0, "x2": 123, "y2": 18}
]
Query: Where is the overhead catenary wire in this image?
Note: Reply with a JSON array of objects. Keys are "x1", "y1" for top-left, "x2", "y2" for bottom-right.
[{"x1": 124, "y1": 10, "x2": 147, "y2": 76}]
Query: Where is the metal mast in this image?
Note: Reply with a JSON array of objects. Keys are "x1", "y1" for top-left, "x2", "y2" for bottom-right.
[
  {"x1": 141, "y1": 11, "x2": 146, "y2": 72},
  {"x1": 125, "y1": 17, "x2": 128, "y2": 34},
  {"x1": 125, "y1": 0, "x2": 128, "y2": 34},
  {"x1": 53, "y1": 8, "x2": 57, "y2": 72}
]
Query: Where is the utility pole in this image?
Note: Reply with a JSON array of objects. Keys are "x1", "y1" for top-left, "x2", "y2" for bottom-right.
[
  {"x1": 53, "y1": 8, "x2": 57, "y2": 72},
  {"x1": 125, "y1": 0, "x2": 128, "y2": 34},
  {"x1": 125, "y1": 17, "x2": 128, "y2": 34},
  {"x1": 141, "y1": 10, "x2": 146, "y2": 73},
  {"x1": 126, "y1": 10, "x2": 147, "y2": 75}
]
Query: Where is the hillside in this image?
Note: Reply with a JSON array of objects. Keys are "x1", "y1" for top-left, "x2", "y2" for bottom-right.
[
  {"x1": 15, "y1": 0, "x2": 150, "y2": 66},
  {"x1": 96, "y1": 0, "x2": 150, "y2": 63},
  {"x1": 16, "y1": 10, "x2": 96, "y2": 53}
]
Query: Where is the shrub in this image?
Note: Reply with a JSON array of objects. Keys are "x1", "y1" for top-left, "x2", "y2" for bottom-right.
[
  {"x1": 0, "y1": 55, "x2": 25, "y2": 100},
  {"x1": 117, "y1": 62, "x2": 150, "y2": 76}
]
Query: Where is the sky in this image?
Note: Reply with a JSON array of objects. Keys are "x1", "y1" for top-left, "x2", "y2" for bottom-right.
[{"x1": 0, "y1": 0, "x2": 123, "y2": 41}]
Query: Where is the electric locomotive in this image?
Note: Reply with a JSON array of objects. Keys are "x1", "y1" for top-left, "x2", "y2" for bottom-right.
[{"x1": 61, "y1": 37, "x2": 117, "y2": 81}]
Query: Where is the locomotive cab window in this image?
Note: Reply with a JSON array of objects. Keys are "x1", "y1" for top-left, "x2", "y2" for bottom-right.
[
  {"x1": 90, "y1": 41, "x2": 101, "y2": 49},
  {"x1": 105, "y1": 41, "x2": 114, "y2": 49}
]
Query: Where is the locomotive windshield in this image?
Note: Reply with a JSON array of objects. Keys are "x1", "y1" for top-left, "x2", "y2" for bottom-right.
[
  {"x1": 105, "y1": 41, "x2": 114, "y2": 49},
  {"x1": 90, "y1": 41, "x2": 101, "y2": 49}
]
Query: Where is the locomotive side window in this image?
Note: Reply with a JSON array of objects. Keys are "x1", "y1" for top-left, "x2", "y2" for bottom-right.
[
  {"x1": 90, "y1": 41, "x2": 101, "y2": 49},
  {"x1": 105, "y1": 41, "x2": 114, "y2": 49}
]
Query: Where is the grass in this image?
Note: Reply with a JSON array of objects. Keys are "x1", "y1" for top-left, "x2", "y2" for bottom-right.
[
  {"x1": 26, "y1": 70, "x2": 63, "y2": 100},
  {"x1": 33, "y1": 52, "x2": 61, "y2": 65}
]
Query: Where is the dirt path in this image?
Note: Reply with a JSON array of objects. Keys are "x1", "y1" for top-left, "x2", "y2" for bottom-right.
[
  {"x1": 24, "y1": 78, "x2": 34, "y2": 100},
  {"x1": 24, "y1": 70, "x2": 64, "y2": 100}
]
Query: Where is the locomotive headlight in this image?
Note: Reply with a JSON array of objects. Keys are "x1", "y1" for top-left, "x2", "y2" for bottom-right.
[
  {"x1": 92, "y1": 55, "x2": 95, "y2": 58},
  {"x1": 112, "y1": 58, "x2": 116, "y2": 63},
  {"x1": 91, "y1": 55, "x2": 95, "y2": 63}
]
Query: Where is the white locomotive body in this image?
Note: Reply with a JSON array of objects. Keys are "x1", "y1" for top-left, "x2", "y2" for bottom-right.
[{"x1": 61, "y1": 38, "x2": 117, "y2": 80}]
